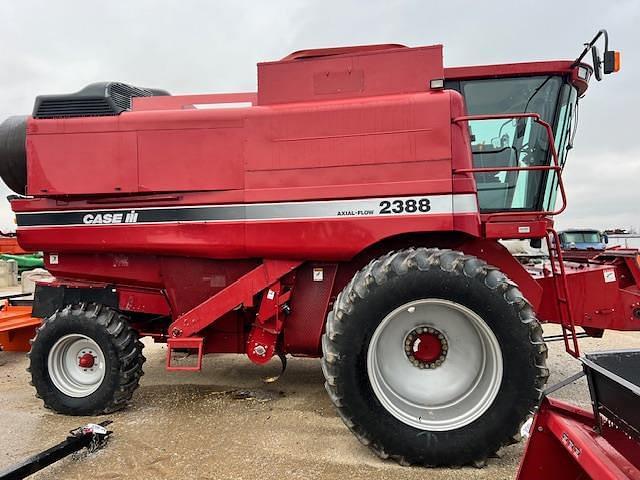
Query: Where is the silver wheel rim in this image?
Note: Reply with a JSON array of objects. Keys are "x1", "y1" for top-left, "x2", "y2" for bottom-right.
[
  {"x1": 367, "y1": 299, "x2": 503, "y2": 431},
  {"x1": 47, "y1": 334, "x2": 106, "y2": 397}
]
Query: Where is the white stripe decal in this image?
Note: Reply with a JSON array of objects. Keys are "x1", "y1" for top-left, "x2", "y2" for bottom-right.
[
  {"x1": 452, "y1": 193, "x2": 479, "y2": 214},
  {"x1": 16, "y1": 194, "x2": 478, "y2": 228}
]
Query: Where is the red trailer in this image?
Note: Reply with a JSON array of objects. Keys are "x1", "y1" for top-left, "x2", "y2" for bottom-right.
[{"x1": 0, "y1": 29, "x2": 636, "y2": 467}]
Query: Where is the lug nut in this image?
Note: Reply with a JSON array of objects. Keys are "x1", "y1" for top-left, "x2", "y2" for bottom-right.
[{"x1": 404, "y1": 326, "x2": 449, "y2": 370}]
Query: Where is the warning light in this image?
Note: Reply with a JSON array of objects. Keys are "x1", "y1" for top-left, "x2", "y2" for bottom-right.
[
  {"x1": 430, "y1": 78, "x2": 445, "y2": 90},
  {"x1": 604, "y1": 50, "x2": 621, "y2": 74}
]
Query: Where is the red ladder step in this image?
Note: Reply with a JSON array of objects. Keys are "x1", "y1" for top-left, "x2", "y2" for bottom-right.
[
  {"x1": 166, "y1": 337, "x2": 204, "y2": 371},
  {"x1": 545, "y1": 228, "x2": 580, "y2": 358}
]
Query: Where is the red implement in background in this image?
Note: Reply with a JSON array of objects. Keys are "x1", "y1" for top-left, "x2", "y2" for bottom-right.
[
  {"x1": 517, "y1": 398, "x2": 640, "y2": 480},
  {"x1": 517, "y1": 349, "x2": 640, "y2": 480},
  {"x1": 0, "y1": 236, "x2": 26, "y2": 254},
  {"x1": 0, "y1": 300, "x2": 40, "y2": 352}
]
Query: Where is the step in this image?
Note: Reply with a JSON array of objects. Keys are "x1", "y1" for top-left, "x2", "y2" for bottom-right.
[{"x1": 166, "y1": 337, "x2": 204, "y2": 372}]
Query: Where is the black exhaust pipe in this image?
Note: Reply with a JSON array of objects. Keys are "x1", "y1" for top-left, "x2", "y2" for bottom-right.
[{"x1": 0, "y1": 116, "x2": 27, "y2": 195}]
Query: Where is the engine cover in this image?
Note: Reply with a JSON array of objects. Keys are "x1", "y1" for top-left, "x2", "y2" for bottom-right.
[{"x1": 32, "y1": 82, "x2": 169, "y2": 119}]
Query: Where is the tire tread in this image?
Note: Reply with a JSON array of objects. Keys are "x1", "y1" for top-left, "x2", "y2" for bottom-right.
[
  {"x1": 321, "y1": 247, "x2": 548, "y2": 466},
  {"x1": 29, "y1": 303, "x2": 144, "y2": 415}
]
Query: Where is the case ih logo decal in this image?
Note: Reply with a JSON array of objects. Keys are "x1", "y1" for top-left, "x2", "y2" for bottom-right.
[
  {"x1": 16, "y1": 194, "x2": 477, "y2": 228},
  {"x1": 83, "y1": 210, "x2": 139, "y2": 224}
]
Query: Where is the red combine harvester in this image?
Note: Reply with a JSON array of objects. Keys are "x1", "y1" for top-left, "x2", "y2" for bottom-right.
[{"x1": 0, "y1": 29, "x2": 637, "y2": 467}]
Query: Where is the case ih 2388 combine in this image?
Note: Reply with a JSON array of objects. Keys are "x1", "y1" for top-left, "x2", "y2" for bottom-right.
[{"x1": 0, "y1": 29, "x2": 637, "y2": 467}]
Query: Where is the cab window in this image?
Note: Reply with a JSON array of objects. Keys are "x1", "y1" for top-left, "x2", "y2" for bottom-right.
[{"x1": 447, "y1": 76, "x2": 568, "y2": 212}]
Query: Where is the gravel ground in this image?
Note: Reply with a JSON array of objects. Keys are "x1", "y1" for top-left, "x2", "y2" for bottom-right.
[{"x1": 0, "y1": 324, "x2": 638, "y2": 480}]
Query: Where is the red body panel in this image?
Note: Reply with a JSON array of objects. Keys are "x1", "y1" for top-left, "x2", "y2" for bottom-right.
[
  {"x1": 23, "y1": 92, "x2": 458, "y2": 199},
  {"x1": 257, "y1": 45, "x2": 443, "y2": 105},
  {"x1": 284, "y1": 263, "x2": 337, "y2": 356},
  {"x1": 19, "y1": 214, "x2": 477, "y2": 261},
  {"x1": 536, "y1": 262, "x2": 640, "y2": 331}
]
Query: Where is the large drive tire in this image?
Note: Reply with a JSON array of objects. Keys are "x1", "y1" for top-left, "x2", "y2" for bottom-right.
[
  {"x1": 322, "y1": 248, "x2": 548, "y2": 466},
  {"x1": 28, "y1": 303, "x2": 145, "y2": 415}
]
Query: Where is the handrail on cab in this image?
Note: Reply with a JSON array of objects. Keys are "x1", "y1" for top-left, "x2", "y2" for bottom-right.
[{"x1": 452, "y1": 113, "x2": 567, "y2": 219}]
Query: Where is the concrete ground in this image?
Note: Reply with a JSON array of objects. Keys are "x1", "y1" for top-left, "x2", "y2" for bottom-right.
[{"x1": 0, "y1": 325, "x2": 638, "y2": 480}]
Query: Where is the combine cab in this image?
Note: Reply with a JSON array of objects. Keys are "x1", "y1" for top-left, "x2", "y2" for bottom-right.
[{"x1": 0, "y1": 29, "x2": 636, "y2": 467}]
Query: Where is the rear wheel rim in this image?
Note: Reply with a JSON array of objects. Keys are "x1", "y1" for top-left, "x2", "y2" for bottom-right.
[
  {"x1": 367, "y1": 299, "x2": 503, "y2": 431},
  {"x1": 47, "y1": 334, "x2": 106, "y2": 398}
]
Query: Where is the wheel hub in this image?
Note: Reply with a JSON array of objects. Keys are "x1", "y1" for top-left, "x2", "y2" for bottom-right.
[
  {"x1": 404, "y1": 327, "x2": 448, "y2": 368},
  {"x1": 78, "y1": 352, "x2": 95, "y2": 369}
]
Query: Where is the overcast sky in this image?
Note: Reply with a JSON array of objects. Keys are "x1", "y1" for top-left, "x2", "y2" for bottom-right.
[{"x1": 1, "y1": 0, "x2": 638, "y2": 232}]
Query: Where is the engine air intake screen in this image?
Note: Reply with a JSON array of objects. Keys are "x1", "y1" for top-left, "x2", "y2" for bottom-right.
[{"x1": 32, "y1": 82, "x2": 169, "y2": 119}]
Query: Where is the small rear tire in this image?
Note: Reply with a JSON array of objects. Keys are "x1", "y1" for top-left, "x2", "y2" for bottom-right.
[
  {"x1": 322, "y1": 248, "x2": 548, "y2": 466},
  {"x1": 28, "y1": 303, "x2": 144, "y2": 415}
]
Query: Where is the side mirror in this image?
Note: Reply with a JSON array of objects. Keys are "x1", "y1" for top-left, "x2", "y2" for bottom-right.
[
  {"x1": 603, "y1": 234, "x2": 609, "y2": 244},
  {"x1": 591, "y1": 45, "x2": 602, "y2": 81},
  {"x1": 575, "y1": 30, "x2": 620, "y2": 81}
]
